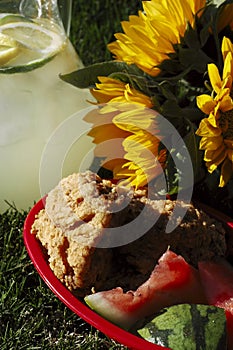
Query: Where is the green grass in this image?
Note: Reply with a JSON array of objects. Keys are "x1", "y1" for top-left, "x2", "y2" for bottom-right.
[
  {"x1": 71, "y1": 0, "x2": 142, "y2": 65},
  {"x1": 0, "y1": 207, "x2": 126, "y2": 350},
  {"x1": 0, "y1": 1, "x2": 141, "y2": 348}
]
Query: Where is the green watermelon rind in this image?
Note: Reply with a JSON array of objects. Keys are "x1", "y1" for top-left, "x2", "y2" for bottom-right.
[
  {"x1": 84, "y1": 289, "x2": 136, "y2": 329},
  {"x1": 137, "y1": 304, "x2": 227, "y2": 350}
]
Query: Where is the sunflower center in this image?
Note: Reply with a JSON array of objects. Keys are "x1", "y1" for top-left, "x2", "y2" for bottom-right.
[{"x1": 219, "y1": 107, "x2": 233, "y2": 140}]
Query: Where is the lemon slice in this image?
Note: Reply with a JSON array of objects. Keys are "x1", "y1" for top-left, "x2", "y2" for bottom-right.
[
  {"x1": 0, "y1": 14, "x2": 31, "y2": 26},
  {"x1": 0, "y1": 32, "x2": 20, "y2": 65},
  {"x1": 0, "y1": 18, "x2": 65, "y2": 73}
]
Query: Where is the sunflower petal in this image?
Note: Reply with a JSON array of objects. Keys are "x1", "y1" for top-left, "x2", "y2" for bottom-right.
[
  {"x1": 222, "y1": 52, "x2": 233, "y2": 85},
  {"x1": 221, "y1": 36, "x2": 233, "y2": 61},
  {"x1": 208, "y1": 63, "x2": 222, "y2": 94},
  {"x1": 196, "y1": 94, "x2": 216, "y2": 114},
  {"x1": 196, "y1": 118, "x2": 222, "y2": 137},
  {"x1": 219, "y1": 94, "x2": 233, "y2": 112},
  {"x1": 219, "y1": 158, "x2": 233, "y2": 187},
  {"x1": 204, "y1": 144, "x2": 227, "y2": 165},
  {"x1": 199, "y1": 136, "x2": 223, "y2": 150}
]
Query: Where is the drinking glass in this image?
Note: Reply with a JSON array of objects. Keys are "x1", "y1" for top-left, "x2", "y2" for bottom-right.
[{"x1": 0, "y1": 0, "x2": 91, "y2": 212}]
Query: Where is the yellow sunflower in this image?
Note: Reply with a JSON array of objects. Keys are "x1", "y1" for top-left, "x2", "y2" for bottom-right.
[
  {"x1": 196, "y1": 37, "x2": 233, "y2": 187},
  {"x1": 108, "y1": 0, "x2": 206, "y2": 77},
  {"x1": 115, "y1": 131, "x2": 167, "y2": 188},
  {"x1": 84, "y1": 103, "x2": 166, "y2": 188},
  {"x1": 91, "y1": 76, "x2": 153, "y2": 107}
]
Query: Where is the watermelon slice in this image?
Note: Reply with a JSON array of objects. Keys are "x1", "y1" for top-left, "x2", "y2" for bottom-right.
[
  {"x1": 198, "y1": 259, "x2": 233, "y2": 350},
  {"x1": 85, "y1": 250, "x2": 207, "y2": 330},
  {"x1": 138, "y1": 304, "x2": 227, "y2": 349}
]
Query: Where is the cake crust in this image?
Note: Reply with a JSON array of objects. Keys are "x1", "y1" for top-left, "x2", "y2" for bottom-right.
[{"x1": 31, "y1": 171, "x2": 227, "y2": 297}]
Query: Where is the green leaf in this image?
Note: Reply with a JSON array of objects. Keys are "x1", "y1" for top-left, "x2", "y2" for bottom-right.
[
  {"x1": 183, "y1": 122, "x2": 205, "y2": 183},
  {"x1": 160, "y1": 100, "x2": 186, "y2": 121},
  {"x1": 197, "y1": 8, "x2": 214, "y2": 48},
  {"x1": 109, "y1": 71, "x2": 156, "y2": 97},
  {"x1": 158, "y1": 81, "x2": 177, "y2": 101},
  {"x1": 60, "y1": 61, "x2": 144, "y2": 89},
  {"x1": 161, "y1": 119, "x2": 204, "y2": 194},
  {"x1": 138, "y1": 304, "x2": 227, "y2": 350},
  {"x1": 158, "y1": 54, "x2": 183, "y2": 76},
  {"x1": 178, "y1": 48, "x2": 212, "y2": 73},
  {"x1": 183, "y1": 23, "x2": 201, "y2": 50}
]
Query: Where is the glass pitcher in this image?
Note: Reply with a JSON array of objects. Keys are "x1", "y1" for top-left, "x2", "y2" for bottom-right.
[
  {"x1": 58, "y1": 0, "x2": 72, "y2": 36},
  {"x1": 0, "y1": 0, "x2": 92, "y2": 212}
]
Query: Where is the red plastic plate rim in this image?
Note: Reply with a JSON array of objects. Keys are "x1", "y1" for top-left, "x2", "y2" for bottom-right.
[
  {"x1": 23, "y1": 197, "x2": 168, "y2": 350},
  {"x1": 23, "y1": 198, "x2": 233, "y2": 350}
]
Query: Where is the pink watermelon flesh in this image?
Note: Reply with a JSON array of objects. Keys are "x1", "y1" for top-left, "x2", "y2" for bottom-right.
[
  {"x1": 85, "y1": 250, "x2": 207, "y2": 330},
  {"x1": 198, "y1": 259, "x2": 233, "y2": 350}
]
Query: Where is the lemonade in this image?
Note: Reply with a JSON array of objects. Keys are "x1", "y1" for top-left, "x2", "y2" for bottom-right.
[{"x1": 0, "y1": 6, "x2": 92, "y2": 212}]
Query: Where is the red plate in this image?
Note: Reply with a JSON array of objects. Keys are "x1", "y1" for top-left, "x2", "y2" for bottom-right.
[{"x1": 23, "y1": 198, "x2": 233, "y2": 350}]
